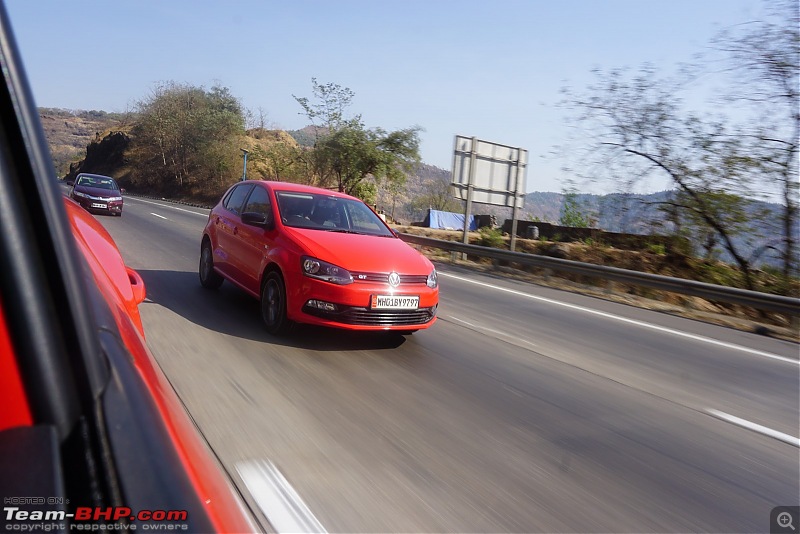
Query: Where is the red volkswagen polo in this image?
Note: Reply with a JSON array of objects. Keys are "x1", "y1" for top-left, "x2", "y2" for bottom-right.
[{"x1": 200, "y1": 181, "x2": 438, "y2": 334}]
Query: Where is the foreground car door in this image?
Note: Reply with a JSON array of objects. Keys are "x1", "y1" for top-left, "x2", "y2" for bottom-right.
[{"x1": 0, "y1": 5, "x2": 257, "y2": 532}]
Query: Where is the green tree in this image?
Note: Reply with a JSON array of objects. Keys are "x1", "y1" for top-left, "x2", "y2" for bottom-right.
[
  {"x1": 293, "y1": 79, "x2": 421, "y2": 201},
  {"x1": 293, "y1": 78, "x2": 359, "y2": 135},
  {"x1": 664, "y1": 190, "x2": 755, "y2": 261},
  {"x1": 559, "y1": 190, "x2": 592, "y2": 228},
  {"x1": 131, "y1": 82, "x2": 244, "y2": 193},
  {"x1": 409, "y1": 173, "x2": 461, "y2": 218}
]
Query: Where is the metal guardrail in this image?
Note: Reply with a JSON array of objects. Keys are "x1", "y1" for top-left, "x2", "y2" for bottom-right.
[{"x1": 398, "y1": 233, "x2": 800, "y2": 317}]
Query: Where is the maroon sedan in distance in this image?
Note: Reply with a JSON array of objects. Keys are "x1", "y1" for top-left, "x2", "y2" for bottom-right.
[{"x1": 70, "y1": 172, "x2": 124, "y2": 216}]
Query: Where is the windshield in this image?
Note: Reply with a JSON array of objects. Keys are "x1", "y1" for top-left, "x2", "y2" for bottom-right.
[
  {"x1": 275, "y1": 191, "x2": 393, "y2": 237},
  {"x1": 77, "y1": 175, "x2": 118, "y2": 190}
]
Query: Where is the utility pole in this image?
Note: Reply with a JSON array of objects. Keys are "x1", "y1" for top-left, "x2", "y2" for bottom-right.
[{"x1": 240, "y1": 148, "x2": 249, "y2": 181}]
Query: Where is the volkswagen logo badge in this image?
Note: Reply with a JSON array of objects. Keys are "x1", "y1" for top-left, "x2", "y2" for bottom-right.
[{"x1": 388, "y1": 272, "x2": 400, "y2": 288}]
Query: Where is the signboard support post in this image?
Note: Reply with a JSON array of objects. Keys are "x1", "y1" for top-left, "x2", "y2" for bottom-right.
[
  {"x1": 509, "y1": 159, "x2": 521, "y2": 252},
  {"x1": 462, "y1": 137, "x2": 477, "y2": 248}
]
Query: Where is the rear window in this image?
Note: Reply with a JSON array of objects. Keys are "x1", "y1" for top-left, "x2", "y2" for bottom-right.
[{"x1": 223, "y1": 184, "x2": 254, "y2": 216}]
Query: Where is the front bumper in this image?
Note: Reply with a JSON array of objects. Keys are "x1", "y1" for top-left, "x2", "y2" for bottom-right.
[
  {"x1": 302, "y1": 302, "x2": 437, "y2": 328},
  {"x1": 288, "y1": 274, "x2": 439, "y2": 331},
  {"x1": 72, "y1": 195, "x2": 123, "y2": 214}
]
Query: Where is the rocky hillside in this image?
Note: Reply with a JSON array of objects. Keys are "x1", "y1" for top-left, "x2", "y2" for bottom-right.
[{"x1": 39, "y1": 108, "x2": 129, "y2": 175}]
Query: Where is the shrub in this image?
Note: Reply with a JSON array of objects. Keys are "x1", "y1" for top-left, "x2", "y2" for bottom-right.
[{"x1": 477, "y1": 227, "x2": 504, "y2": 248}]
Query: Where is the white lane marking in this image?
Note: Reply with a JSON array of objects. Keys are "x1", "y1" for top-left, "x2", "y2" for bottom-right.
[
  {"x1": 235, "y1": 460, "x2": 326, "y2": 534},
  {"x1": 446, "y1": 315, "x2": 538, "y2": 348},
  {"x1": 126, "y1": 196, "x2": 209, "y2": 217},
  {"x1": 706, "y1": 409, "x2": 800, "y2": 447},
  {"x1": 439, "y1": 272, "x2": 798, "y2": 365},
  {"x1": 150, "y1": 212, "x2": 168, "y2": 220}
]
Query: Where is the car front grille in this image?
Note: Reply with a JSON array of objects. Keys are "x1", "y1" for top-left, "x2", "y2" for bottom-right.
[
  {"x1": 303, "y1": 304, "x2": 436, "y2": 326},
  {"x1": 350, "y1": 272, "x2": 428, "y2": 285}
]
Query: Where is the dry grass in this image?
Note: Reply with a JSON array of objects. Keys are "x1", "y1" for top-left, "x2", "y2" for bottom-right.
[{"x1": 394, "y1": 225, "x2": 799, "y2": 342}]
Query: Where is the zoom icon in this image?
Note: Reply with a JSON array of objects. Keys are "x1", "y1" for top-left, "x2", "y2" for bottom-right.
[{"x1": 772, "y1": 507, "x2": 800, "y2": 534}]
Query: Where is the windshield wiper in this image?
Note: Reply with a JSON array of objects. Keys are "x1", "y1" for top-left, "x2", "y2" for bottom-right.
[{"x1": 323, "y1": 228, "x2": 361, "y2": 234}]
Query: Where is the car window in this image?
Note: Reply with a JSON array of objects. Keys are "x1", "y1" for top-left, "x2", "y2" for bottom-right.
[
  {"x1": 310, "y1": 199, "x2": 342, "y2": 228},
  {"x1": 223, "y1": 184, "x2": 254, "y2": 216},
  {"x1": 77, "y1": 175, "x2": 118, "y2": 190},
  {"x1": 275, "y1": 191, "x2": 392, "y2": 236},
  {"x1": 276, "y1": 192, "x2": 314, "y2": 226},
  {"x1": 346, "y1": 202, "x2": 389, "y2": 235},
  {"x1": 242, "y1": 186, "x2": 271, "y2": 217}
]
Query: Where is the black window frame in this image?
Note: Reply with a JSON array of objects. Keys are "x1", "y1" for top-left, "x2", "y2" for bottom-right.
[{"x1": 223, "y1": 183, "x2": 254, "y2": 216}]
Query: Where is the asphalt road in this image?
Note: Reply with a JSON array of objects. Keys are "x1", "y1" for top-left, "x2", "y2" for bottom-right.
[{"x1": 90, "y1": 192, "x2": 799, "y2": 533}]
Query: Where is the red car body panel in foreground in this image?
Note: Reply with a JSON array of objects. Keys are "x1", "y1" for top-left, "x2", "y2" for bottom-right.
[
  {"x1": 0, "y1": 204, "x2": 257, "y2": 534},
  {"x1": 0, "y1": 3, "x2": 257, "y2": 530},
  {"x1": 0, "y1": 302, "x2": 33, "y2": 431},
  {"x1": 62, "y1": 197, "x2": 257, "y2": 532},
  {"x1": 202, "y1": 181, "x2": 439, "y2": 332}
]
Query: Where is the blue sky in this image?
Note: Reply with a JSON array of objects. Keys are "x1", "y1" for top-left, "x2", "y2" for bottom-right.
[{"x1": 5, "y1": 0, "x2": 766, "y2": 193}]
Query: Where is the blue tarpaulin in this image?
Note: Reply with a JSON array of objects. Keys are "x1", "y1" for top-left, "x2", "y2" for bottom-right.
[{"x1": 425, "y1": 210, "x2": 476, "y2": 231}]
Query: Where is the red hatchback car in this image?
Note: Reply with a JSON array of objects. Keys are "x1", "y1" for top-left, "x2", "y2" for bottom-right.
[{"x1": 200, "y1": 181, "x2": 439, "y2": 334}]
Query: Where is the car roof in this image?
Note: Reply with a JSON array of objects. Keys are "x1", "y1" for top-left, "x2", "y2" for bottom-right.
[
  {"x1": 255, "y1": 180, "x2": 359, "y2": 201},
  {"x1": 77, "y1": 173, "x2": 116, "y2": 180}
]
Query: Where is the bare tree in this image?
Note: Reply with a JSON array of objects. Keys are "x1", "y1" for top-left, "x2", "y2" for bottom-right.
[
  {"x1": 714, "y1": 0, "x2": 799, "y2": 284},
  {"x1": 563, "y1": 67, "x2": 762, "y2": 288}
]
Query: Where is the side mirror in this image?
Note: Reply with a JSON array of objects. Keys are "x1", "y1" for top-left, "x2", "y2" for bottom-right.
[
  {"x1": 241, "y1": 212, "x2": 273, "y2": 230},
  {"x1": 126, "y1": 267, "x2": 146, "y2": 305}
]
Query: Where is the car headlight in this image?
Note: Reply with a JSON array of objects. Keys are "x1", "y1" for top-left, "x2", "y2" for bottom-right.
[
  {"x1": 73, "y1": 191, "x2": 87, "y2": 198},
  {"x1": 427, "y1": 269, "x2": 438, "y2": 288},
  {"x1": 108, "y1": 196, "x2": 123, "y2": 202},
  {"x1": 301, "y1": 256, "x2": 353, "y2": 285}
]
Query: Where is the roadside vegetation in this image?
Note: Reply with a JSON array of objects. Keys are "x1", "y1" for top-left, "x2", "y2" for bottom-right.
[
  {"x1": 53, "y1": 0, "x2": 797, "y2": 298},
  {"x1": 559, "y1": 0, "x2": 797, "y2": 292}
]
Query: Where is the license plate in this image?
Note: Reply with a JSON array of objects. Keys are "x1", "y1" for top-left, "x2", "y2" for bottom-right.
[
  {"x1": 371, "y1": 295, "x2": 419, "y2": 310},
  {"x1": 91, "y1": 203, "x2": 107, "y2": 209}
]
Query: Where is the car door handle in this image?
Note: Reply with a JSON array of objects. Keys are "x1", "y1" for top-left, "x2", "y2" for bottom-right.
[{"x1": 233, "y1": 226, "x2": 238, "y2": 235}]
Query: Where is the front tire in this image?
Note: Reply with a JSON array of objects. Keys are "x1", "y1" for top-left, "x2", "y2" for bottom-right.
[
  {"x1": 199, "y1": 241, "x2": 223, "y2": 289},
  {"x1": 261, "y1": 271, "x2": 291, "y2": 335}
]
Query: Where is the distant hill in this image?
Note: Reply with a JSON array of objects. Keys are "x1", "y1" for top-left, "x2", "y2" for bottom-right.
[
  {"x1": 287, "y1": 125, "x2": 327, "y2": 147},
  {"x1": 518, "y1": 191, "x2": 792, "y2": 268},
  {"x1": 39, "y1": 107, "x2": 130, "y2": 175}
]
